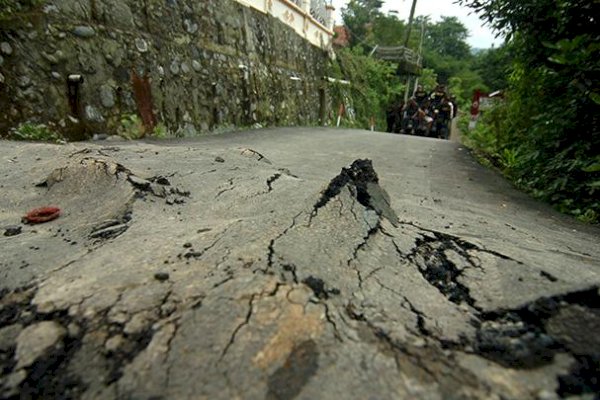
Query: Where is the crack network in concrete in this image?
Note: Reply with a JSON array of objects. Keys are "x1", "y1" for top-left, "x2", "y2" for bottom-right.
[{"x1": 219, "y1": 293, "x2": 257, "y2": 362}]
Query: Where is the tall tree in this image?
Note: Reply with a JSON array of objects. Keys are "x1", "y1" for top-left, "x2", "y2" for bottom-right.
[
  {"x1": 424, "y1": 16, "x2": 471, "y2": 60},
  {"x1": 419, "y1": 16, "x2": 483, "y2": 95},
  {"x1": 371, "y1": 13, "x2": 406, "y2": 47},
  {"x1": 341, "y1": 0, "x2": 384, "y2": 46},
  {"x1": 472, "y1": 45, "x2": 513, "y2": 90}
]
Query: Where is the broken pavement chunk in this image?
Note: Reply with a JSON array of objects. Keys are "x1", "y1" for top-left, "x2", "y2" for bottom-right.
[
  {"x1": 89, "y1": 223, "x2": 129, "y2": 240},
  {"x1": 312, "y1": 159, "x2": 398, "y2": 226},
  {"x1": 240, "y1": 148, "x2": 272, "y2": 164},
  {"x1": 127, "y1": 175, "x2": 152, "y2": 190},
  {"x1": 15, "y1": 321, "x2": 66, "y2": 369}
]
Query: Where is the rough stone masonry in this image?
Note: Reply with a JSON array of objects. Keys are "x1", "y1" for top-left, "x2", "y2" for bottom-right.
[{"x1": 0, "y1": 0, "x2": 329, "y2": 139}]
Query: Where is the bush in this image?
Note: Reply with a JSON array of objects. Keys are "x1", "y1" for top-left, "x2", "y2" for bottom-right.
[
  {"x1": 328, "y1": 47, "x2": 404, "y2": 130},
  {"x1": 464, "y1": 96, "x2": 599, "y2": 224},
  {"x1": 457, "y1": 0, "x2": 600, "y2": 224},
  {"x1": 9, "y1": 123, "x2": 63, "y2": 142},
  {"x1": 117, "y1": 114, "x2": 145, "y2": 140}
]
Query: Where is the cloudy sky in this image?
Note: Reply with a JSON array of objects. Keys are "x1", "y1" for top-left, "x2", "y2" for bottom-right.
[{"x1": 330, "y1": 0, "x2": 504, "y2": 49}]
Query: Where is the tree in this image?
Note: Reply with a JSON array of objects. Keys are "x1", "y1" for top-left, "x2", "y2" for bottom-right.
[
  {"x1": 371, "y1": 13, "x2": 406, "y2": 47},
  {"x1": 458, "y1": 0, "x2": 600, "y2": 223},
  {"x1": 414, "y1": 17, "x2": 486, "y2": 103},
  {"x1": 341, "y1": 0, "x2": 384, "y2": 46},
  {"x1": 424, "y1": 17, "x2": 472, "y2": 60},
  {"x1": 472, "y1": 45, "x2": 513, "y2": 90}
]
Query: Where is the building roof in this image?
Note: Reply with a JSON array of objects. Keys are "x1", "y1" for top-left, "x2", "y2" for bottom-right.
[{"x1": 333, "y1": 26, "x2": 350, "y2": 47}]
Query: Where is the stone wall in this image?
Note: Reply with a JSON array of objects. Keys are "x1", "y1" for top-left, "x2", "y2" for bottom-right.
[{"x1": 0, "y1": 0, "x2": 329, "y2": 139}]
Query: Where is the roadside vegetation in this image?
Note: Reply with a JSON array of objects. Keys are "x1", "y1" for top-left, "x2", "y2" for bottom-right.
[
  {"x1": 336, "y1": 0, "x2": 599, "y2": 223},
  {"x1": 328, "y1": 48, "x2": 404, "y2": 129},
  {"x1": 8, "y1": 123, "x2": 64, "y2": 142},
  {"x1": 457, "y1": 0, "x2": 599, "y2": 223}
]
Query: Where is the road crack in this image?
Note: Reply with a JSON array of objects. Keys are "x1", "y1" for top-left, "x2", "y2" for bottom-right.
[
  {"x1": 266, "y1": 173, "x2": 282, "y2": 192},
  {"x1": 219, "y1": 293, "x2": 258, "y2": 362}
]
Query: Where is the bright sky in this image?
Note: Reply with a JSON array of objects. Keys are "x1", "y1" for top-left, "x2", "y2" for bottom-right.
[{"x1": 331, "y1": 0, "x2": 504, "y2": 49}]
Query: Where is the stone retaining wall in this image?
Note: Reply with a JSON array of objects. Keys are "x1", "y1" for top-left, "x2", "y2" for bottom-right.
[{"x1": 0, "y1": 0, "x2": 329, "y2": 139}]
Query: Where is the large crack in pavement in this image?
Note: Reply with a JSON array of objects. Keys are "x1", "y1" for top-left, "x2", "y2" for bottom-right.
[
  {"x1": 1, "y1": 144, "x2": 599, "y2": 399},
  {"x1": 262, "y1": 158, "x2": 600, "y2": 399}
]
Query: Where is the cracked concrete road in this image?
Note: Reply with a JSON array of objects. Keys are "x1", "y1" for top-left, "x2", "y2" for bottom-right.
[{"x1": 1, "y1": 127, "x2": 599, "y2": 400}]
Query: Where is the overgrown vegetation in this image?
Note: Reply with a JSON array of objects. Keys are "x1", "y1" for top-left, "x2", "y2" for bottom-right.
[
  {"x1": 458, "y1": 0, "x2": 600, "y2": 223},
  {"x1": 117, "y1": 114, "x2": 172, "y2": 140},
  {"x1": 117, "y1": 114, "x2": 145, "y2": 140},
  {"x1": 9, "y1": 123, "x2": 64, "y2": 142},
  {"x1": 328, "y1": 47, "x2": 404, "y2": 129}
]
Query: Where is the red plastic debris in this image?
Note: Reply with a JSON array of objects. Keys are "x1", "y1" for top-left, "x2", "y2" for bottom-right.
[{"x1": 24, "y1": 206, "x2": 61, "y2": 224}]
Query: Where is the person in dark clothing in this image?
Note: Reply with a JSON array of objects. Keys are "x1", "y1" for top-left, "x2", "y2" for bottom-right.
[
  {"x1": 434, "y1": 96, "x2": 453, "y2": 139},
  {"x1": 386, "y1": 99, "x2": 403, "y2": 133},
  {"x1": 429, "y1": 84, "x2": 447, "y2": 110},
  {"x1": 438, "y1": 97, "x2": 453, "y2": 121},
  {"x1": 449, "y1": 95, "x2": 458, "y2": 119},
  {"x1": 413, "y1": 85, "x2": 429, "y2": 109},
  {"x1": 401, "y1": 98, "x2": 420, "y2": 134}
]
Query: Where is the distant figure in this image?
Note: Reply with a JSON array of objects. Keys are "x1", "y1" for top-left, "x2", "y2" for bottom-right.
[
  {"x1": 449, "y1": 95, "x2": 458, "y2": 119},
  {"x1": 429, "y1": 84, "x2": 447, "y2": 110},
  {"x1": 401, "y1": 98, "x2": 420, "y2": 134},
  {"x1": 433, "y1": 96, "x2": 453, "y2": 139},
  {"x1": 386, "y1": 99, "x2": 403, "y2": 133},
  {"x1": 439, "y1": 97, "x2": 453, "y2": 122},
  {"x1": 413, "y1": 85, "x2": 429, "y2": 109}
]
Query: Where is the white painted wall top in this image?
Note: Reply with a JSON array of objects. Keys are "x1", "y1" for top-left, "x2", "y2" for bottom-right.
[{"x1": 234, "y1": 0, "x2": 334, "y2": 50}]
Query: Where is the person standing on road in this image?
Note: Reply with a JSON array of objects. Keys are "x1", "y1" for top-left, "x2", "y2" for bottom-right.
[
  {"x1": 449, "y1": 95, "x2": 458, "y2": 119},
  {"x1": 429, "y1": 84, "x2": 447, "y2": 110},
  {"x1": 414, "y1": 85, "x2": 429, "y2": 109},
  {"x1": 386, "y1": 98, "x2": 404, "y2": 133},
  {"x1": 401, "y1": 98, "x2": 420, "y2": 134},
  {"x1": 437, "y1": 96, "x2": 454, "y2": 139}
]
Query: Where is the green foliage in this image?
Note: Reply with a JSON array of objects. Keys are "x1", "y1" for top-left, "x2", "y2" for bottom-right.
[
  {"x1": 472, "y1": 45, "x2": 513, "y2": 90},
  {"x1": 418, "y1": 68, "x2": 438, "y2": 92},
  {"x1": 424, "y1": 16, "x2": 472, "y2": 60},
  {"x1": 0, "y1": 0, "x2": 42, "y2": 18},
  {"x1": 371, "y1": 13, "x2": 406, "y2": 46},
  {"x1": 329, "y1": 47, "x2": 404, "y2": 130},
  {"x1": 341, "y1": 0, "x2": 384, "y2": 47},
  {"x1": 151, "y1": 122, "x2": 169, "y2": 139},
  {"x1": 117, "y1": 114, "x2": 145, "y2": 140},
  {"x1": 340, "y1": 2, "x2": 490, "y2": 107},
  {"x1": 413, "y1": 16, "x2": 490, "y2": 105},
  {"x1": 464, "y1": 91, "x2": 599, "y2": 223},
  {"x1": 116, "y1": 115, "x2": 172, "y2": 140},
  {"x1": 458, "y1": 0, "x2": 600, "y2": 223},
  {"x1": 9, "y1": 123, "x2": 63, "y2": 142}
]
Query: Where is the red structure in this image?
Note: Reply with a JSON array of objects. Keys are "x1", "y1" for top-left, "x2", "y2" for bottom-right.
[{"x1": 333, "y1": 26, "x2": 350, "y2": 47}]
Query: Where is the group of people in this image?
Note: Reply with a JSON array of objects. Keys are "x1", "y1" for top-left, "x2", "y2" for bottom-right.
[{"x1": 386, "y1": 84, "x2": 458, "y2": 140}]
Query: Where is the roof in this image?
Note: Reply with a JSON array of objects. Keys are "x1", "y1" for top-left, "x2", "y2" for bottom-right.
[{"x1": 333, "y1": 26, "x2": 350, "y2": 47}]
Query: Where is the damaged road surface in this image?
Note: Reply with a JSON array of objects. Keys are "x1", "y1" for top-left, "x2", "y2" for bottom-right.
[{"x1": 1, "y1": 128, "x2": 599, "y2": 399}]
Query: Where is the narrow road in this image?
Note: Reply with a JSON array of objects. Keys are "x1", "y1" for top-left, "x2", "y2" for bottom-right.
[{"x1": 1, "y1": 128, "x2": 599, "y2": 399}]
